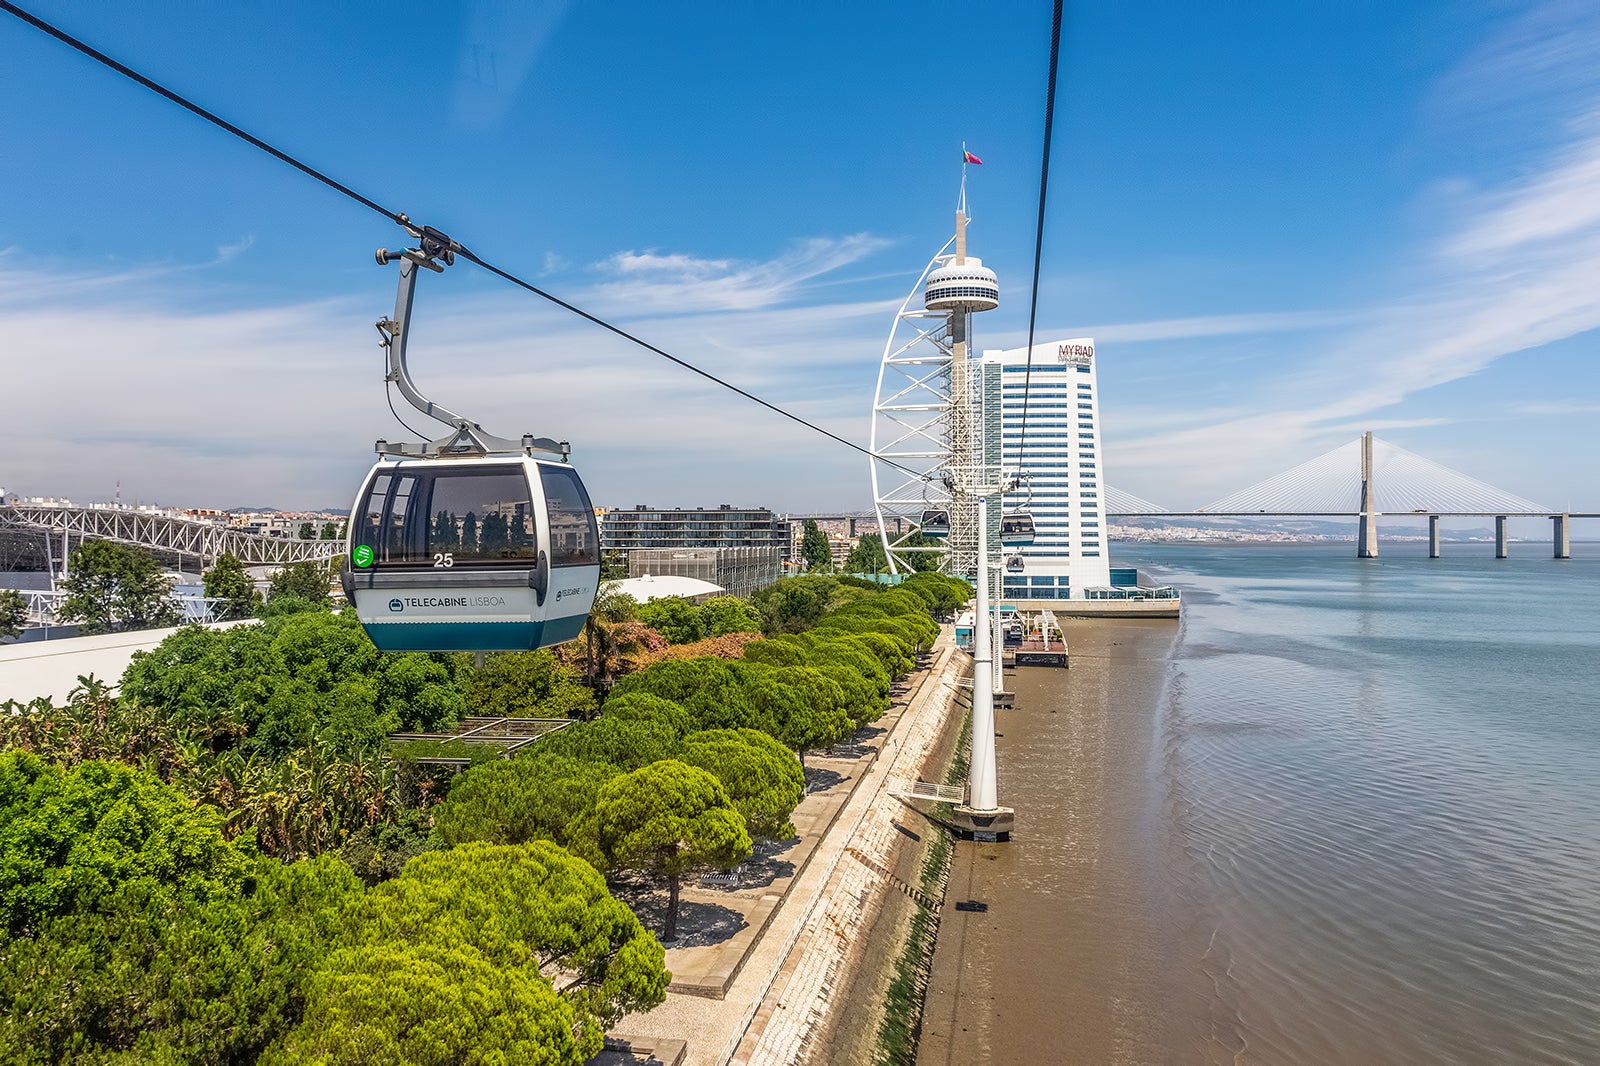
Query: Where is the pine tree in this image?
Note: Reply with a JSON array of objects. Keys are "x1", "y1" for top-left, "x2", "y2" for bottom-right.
[{"x1": 800, "y1": 519, "x2": 832, "y2": 574}]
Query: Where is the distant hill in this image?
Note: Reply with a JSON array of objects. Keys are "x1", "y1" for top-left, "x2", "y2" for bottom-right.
[{"x1": 223, "y1": 507, "x2": 350, "y2": 516}]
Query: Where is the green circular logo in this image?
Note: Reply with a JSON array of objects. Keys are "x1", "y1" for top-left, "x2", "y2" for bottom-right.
[{"x1": 352, "y1": 544, "x2": 375, "y2": 569}]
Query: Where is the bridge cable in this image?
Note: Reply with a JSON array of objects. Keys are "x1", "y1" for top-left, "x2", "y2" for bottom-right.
[
  {"x1": 0, "y1": 0, "x2": 926, "y2": 480},
  {"x1": 1014, "y1": 0, "x2": 1065, "y2": 472}
]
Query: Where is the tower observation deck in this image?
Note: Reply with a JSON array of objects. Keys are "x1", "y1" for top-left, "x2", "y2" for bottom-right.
[{"x1": 870, "y1": 205, "x2": 1000, "y2": 581}]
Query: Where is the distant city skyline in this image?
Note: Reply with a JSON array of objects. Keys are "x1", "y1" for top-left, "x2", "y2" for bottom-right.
[{"x1": 4, "y1": 2, "x2": 1599, "y2": 515}]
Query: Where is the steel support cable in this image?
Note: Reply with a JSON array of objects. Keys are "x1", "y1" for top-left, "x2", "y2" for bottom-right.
[
  {"x1": 0, "y1": 0, "x2": 924, "y2": 479},
  {"x1": 1201, "y1": 435, "x2": 1548, "y2": 514},
  {"x1": 1015, "y1": 0, "x2": 1066, "y2": 462}
]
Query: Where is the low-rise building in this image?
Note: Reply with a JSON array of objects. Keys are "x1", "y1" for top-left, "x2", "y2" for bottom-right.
[{"x1": 600, "y1": 504, "x2": 791, "y2": 554}]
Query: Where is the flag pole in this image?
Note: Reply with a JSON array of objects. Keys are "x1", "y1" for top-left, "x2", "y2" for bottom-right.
[{"x1": 960, "y1": 141, "x2": 969, "y2": 217}]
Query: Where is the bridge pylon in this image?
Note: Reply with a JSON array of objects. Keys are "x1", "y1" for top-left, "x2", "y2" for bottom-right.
[{"x1": 1358, "y1": 431, "x2": 1378, "y2": 559}]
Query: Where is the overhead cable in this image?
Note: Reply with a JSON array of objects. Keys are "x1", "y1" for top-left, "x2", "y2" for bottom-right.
[
  {"x1": 1016, "y1": 0, "x2": 1065, "y2": 452},
  {"x1": 0, "y1": 0, "x2": 922, "y2": 478}
]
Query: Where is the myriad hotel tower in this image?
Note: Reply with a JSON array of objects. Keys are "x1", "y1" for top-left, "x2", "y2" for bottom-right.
[{"x1": 983, "y1": 338, "x2": 1112, "y2": 602}]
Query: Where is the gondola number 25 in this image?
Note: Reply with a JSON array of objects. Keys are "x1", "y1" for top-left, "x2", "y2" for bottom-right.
[{"x1": 432, "y1": 553, "x2": 455, "y2": 568}]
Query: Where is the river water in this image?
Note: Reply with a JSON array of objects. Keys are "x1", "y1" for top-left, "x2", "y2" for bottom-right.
[
  {"x1": 1129, "y1": 542, "x2": 1600, "y2": 1064},
  {"x1": 918, "y1": 541, "x2": 1600, "y2": 1065}
]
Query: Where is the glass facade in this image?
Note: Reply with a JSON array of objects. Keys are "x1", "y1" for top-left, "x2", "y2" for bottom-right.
[
  {"x1": 599, "y1": 504, "x2": 790, "y2": 553},
  {"x1": 981, "y1": 338, "x2": 1112, "y2": 601}
]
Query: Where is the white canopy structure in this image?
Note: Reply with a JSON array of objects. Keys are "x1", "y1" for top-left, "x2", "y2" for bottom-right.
[{"x1": 605, "y1": 575, "x2": 724, "y2": 604}]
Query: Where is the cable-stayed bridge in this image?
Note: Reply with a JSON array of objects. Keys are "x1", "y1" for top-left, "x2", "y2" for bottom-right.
[{"x1": 1106, "y1": 433, "x2": 1596, "y2": 558}]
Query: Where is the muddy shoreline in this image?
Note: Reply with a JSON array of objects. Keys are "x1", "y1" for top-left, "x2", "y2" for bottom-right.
[{"x1": 915, "y1": 618, "x2": 1194, "y2": 1066}]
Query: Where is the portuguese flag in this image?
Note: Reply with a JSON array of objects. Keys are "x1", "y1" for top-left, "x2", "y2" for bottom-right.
[{"x1": 963, "y1": 149, "x2": 983, "y2": 165}]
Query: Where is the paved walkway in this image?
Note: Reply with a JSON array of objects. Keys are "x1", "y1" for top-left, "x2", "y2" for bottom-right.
[{"x1": 609, "y1": 630, "x2": 965, "y2": 1066}]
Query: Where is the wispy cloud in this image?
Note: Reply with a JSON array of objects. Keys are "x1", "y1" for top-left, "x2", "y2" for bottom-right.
[
  {"x1": 0, "y1": 235, "x2": 896, "y2": 510},
  {"x1": 987, "y1": 308, "x2": 1367, "y2": 347},
  {"x1": 1514, "y1": 400, "x2": 1600, "y2": 415},
  {"x1": 1104, "y1": 2, "x2": 1600, "y2": 504},
  {"x1": 586, "y1": 233, "x2": 894, "y2": 313}
]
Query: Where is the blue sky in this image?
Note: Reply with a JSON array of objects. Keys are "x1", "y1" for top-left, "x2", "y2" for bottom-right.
[{"x1": 3, "y1": 1, "x2": 1598, "y2": 523}]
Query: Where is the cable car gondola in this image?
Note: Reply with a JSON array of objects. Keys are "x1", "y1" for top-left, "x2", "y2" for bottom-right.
[
  {"x1": 999, "y1": 472, "x2": 1035, "y2": 547},
  {"x1": 999, "y1": 511, "x2": 1035, "y2": 546},
  {"x1": 920, "y1": 508, "x2": 951, "y2": 538},
  {"x1": 340, "y1": 221, "x2": 599, "y2": 652}
]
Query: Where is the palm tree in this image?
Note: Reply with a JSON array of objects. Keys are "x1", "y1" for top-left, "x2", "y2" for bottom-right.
[{"x1": 583, "y1": 583, "x2": 641, "y2": 689}]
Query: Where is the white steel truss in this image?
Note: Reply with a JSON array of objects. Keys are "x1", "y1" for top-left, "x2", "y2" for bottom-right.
[
  {"x1": 1, "y1": 505, "x2": 343, "y2": 568},
  {"x1": 869, "y1": 236, "x2": 995, "y2": 580},
  {"x1": 5, "y1": 587, "x2": 225, "y2": 626}
]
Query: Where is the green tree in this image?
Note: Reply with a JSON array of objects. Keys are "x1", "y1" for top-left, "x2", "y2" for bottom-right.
[
  {"x1": 377, "y1": 651, "x2": 467, "y2": 734},
  {"x1": 432, "y1": 753, "x2": 617, "y2": 865},
  {"x1": 56, "y1": 539, "x2": 178, "y2": 634},
  {"x1": 901, "y1": 571, "x2": 972, "y2": 619},
  {"x1": 583, "y1": 582, "x2": 642, "y2": 686},
  {"x1": 637, "y1": 595, "x2": 705, "y2": 644},
  {"x1": 536, "y1": 716, "x2": 681, "y2": 771},
  {"x1": 600, "y1": 692, "x2": 695, "y2": 738},
  {"x1": 0, "y1": 840, "x2": 358, "y2": 1066},
  {"x1": 460, "y1": 511, "x2": 479, "y2": 554},
  {"x1": 267, "y1": 559, "x2": 331, "y2": 605},
  {"x1": 899, "y1": 528, "x2": 943, "y2": 572},
  {"x1": 298, "y1": 521, "x2": 315, "y2": 540},
  {"x1": 595, "y1": 760, "x2": 751, "y2": 941},
  {"x1": 271, "y1": 841, "x2": 667, "y2": 1065},
  {"x1": 800, "y1": 518, "x2": 832, "y2": 573},
  {"x1": 121, "y1": 610, "x2": 455, "y2": 762},
  {"x1": 761, "y1": 665, "x2": 851, "y2": 764},
  {"x1": 464, "y1": 648, "x2": 597, "y2": 720},
  {"x1": 679, "y1": 728, "x2": 805, "y2": 841},
  {"x1": 700, "y1": 594, "x2": 763, "y2": 637},
  {"x1": 842, "y1": 533, "x2": 888, "y2": 576},
  {"x1": 203, "y1": 551, "x2": 262, "y2": 620},
  {"x1": 268, "y1": 942, "x2": 583, "y2": 1066},
  {"x1": 753, "y1": 575, "x2": 836, "y2": 634},
  {"x1": 0, "y1": 752, "x2": 250, "y2": 938},
  {"x1": 610, "y1": 657, "x2": 769, "y2": 734},
  {"x1": 739, "y1": 637, "x2": 808, "y2": 669},
  {"x1": 319, "y1": 521, "x2": 339, "y2": 540},
  {"x1": 0, "y1": 590, "x2": 27, "y2": 640}
]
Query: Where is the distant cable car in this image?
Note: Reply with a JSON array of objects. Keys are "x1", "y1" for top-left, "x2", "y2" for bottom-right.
[
  {"x1": 999, "y1": 472, "x2": 1036, "y2": 547},
  {"x1": 1005, "y1": 553, "x2": 1024, "y2": 573},
  {"x1": 999, "y1": 511, "x2": 1035, "y2": 546},
  {"x1": 340, "y1": 220, "x2": 599, "y2": 652},
  {"x1": 920, "y1": 508, "x2": 951, "y2": 538}
]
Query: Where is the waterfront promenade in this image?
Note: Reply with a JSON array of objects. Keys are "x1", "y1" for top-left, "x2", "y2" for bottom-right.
[{"x1": 608, "y1": 629, "x2": 965, "y2": 1066}]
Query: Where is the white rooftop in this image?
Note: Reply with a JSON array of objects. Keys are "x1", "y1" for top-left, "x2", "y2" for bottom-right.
[
  {"x1": 607, "y1": 575, "x2": 725, "y2": 603},
  {"x1": 0, "y1": 621, "x2": 252, "y2": 705}
]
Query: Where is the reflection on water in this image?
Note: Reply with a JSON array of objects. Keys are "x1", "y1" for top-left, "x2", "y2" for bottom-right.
[{"x1": 1136, "y1": 543, "x2": 1600, "y2": 1064}]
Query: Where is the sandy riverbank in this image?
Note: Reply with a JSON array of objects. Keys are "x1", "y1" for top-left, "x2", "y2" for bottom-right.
[{"x1": 916, "y1": 617, "x2": 1197, "y2": 1066}]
